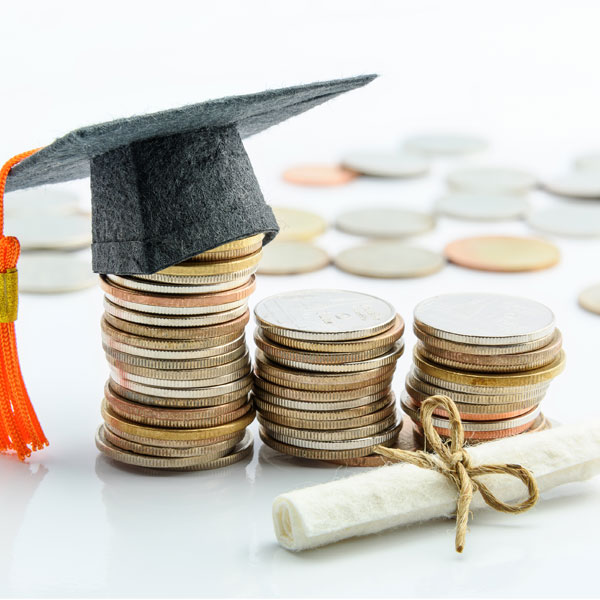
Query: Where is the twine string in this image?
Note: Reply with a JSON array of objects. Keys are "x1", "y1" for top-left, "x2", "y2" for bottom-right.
[{"x1": 374, "y1": 395, "x2": 539, "y2": 553}]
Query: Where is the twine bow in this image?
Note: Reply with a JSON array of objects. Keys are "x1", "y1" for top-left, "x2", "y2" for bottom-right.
[{"x1": 374, "y1": 395, "x2": 539, "y2": 553}]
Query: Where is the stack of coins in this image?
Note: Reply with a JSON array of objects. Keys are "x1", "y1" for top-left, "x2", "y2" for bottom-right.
[
  {"x1": 403, "y1": 293, "x2": 565, "y2": 441},
  {"x1": 252, "y1": 290, "x2": 405, "y2": 462},
  {"x1": 95, "y1": 235, "x2": 264, "y2": 470}
]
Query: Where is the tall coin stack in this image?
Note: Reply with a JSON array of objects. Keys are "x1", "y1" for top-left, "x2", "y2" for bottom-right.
[
  {"x1": 252, "y1": 290, "x2": 405, "y2": 463},
  {"x1": 403, "y1": 293, "x2": 565, "y2": 441},
  {"x1": 95, "y1": 234, "x2": 264, "y2": 470}
]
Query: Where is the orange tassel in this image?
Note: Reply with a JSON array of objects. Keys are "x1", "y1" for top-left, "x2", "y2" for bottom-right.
[{"x1": 0, "y1": 149, "x2": 48, "y2": 460}]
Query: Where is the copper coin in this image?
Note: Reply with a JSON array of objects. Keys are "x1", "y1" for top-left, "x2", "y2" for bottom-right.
[
  {"x1": 445, "y1": 236, "x2": 560, "y2": 272},
  {"x1": 108, "y1": 378, "x2": 252, "y2": 408},
  {"x1": 283, "y1": 165, "x2": 358, "y2": 186},
  {"x1": 103, "y1": 309, "x2": 250, "y2": 339},
  {"x1": 99, "y1": 275, "x2": 256, "y2": 308}
]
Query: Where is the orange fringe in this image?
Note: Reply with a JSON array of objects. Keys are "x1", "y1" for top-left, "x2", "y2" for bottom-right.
[{"x1": 0, "y1": 149, "x2": 48, "y2": 460}]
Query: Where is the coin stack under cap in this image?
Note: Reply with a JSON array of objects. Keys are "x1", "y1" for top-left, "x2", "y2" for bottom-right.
[
  {"x1": 95, "y1": 235, "x2": 265, "y2": 470},
  {"x1": 252, "y1": 289, "x2": 406, "y2": 463},
  {"x1": 403, "y1": 293, "x2": 565, "y2": 441}
]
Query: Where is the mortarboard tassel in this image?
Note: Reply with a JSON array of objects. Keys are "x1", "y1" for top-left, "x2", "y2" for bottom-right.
[{"x1": 0, "y1": 149, "x2": 48, "y2": 460}]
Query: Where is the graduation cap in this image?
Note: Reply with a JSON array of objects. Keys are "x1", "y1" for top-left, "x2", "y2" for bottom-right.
[{"x1": 0, "y1": 74, "x2": 376, "y2": 460}]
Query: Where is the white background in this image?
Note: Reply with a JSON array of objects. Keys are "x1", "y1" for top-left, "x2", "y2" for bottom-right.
[{"x1": 1, "y1": 1, "x2": 600, "y2": 597}]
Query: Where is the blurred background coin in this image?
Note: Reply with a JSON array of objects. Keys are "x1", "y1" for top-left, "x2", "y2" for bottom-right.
[
  {"x1": 527, "y1": 205, "x2": 600, "y2": 237},
  {"x1": 336, "y1": 208, "x2": 435, "y2": 238},
  {"x1": 542, "y1": 171, "x2": 600, "y2": 199},
  {"x1": 447, "y1": 166, "x2": 536, "y2": 194},
  {"x1": 578, "y1": 283, "x2": 600, "y2": 315},
  {"x1": 282, "y1": 164, "x2": 358, "y2": 186},
  {"x1": 258, "y1": 241, "x2": 329, "y2": 275},
  {"x1": 341, "y1": 151, "x2": 429, "y2": 178},
  {"x1": 334, "y1": 241, "x2": 444, "y2": 278},
  {"x1": 573, "y1": 152, "x2": 600, "y2": 172},
  {"x1": 6, "y1": 213, "x2": 92, "y2": 250},
  {"x1": 402, "y1": 133, "x2": 487, "y2": 156},
  {"x1": 272, "y1": 206, "x2": 327, "y2": 241},
  {"x1": 18, "y1": 251, "x2": 96, "y2": 294},
  {"x1": 5, "y1": 187, "x2": 83, "y2": 217},
  {"x1": 435, "y1": 192, "x2": 529, "y2": 221},
  {"x1": 445, "y1": 235, "x2": 560, "y2": 272}
]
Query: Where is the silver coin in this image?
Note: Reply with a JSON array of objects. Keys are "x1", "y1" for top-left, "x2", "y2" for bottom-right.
[
  {"x1": 336, "y1": 208, "x2": 435, "y2": 238},
  {"x1": 334, "y1": 242, "x2": 444, "y2": 278},
  {"x1": 447, "y1": 167, "x2": 536, "y2": 194},
  {"x1": 135, "y1": 265, "x2": 258, "y2": 285},
  {"x1": 403, "y1": 134, "x2": 487, "y2": 156},
  {"x1": 104, "y1": 293, "x2": 247, "y2": 315},
  {"x1": 413, "y1": 293, "x2": 555, "y2": 345},
  {"x1": 527, "y1": 205, "x2": 600, "y2": 238},
  {"x1": 254, "y1": 289, "x2": 396, "y2": 341},
  {"x1": 253, "y1": 387, "x2": 390, "y2": 411},
  {"x1": 6, "y1": 213, "x2": 92, "y2": 250},
  {"x1": 257, "y1": 241, "x2": 329, "y2": 275},
  {"x1": 574, "y1": 152, "x2": 600, "y2": 173},
  {"x1": 18, "y1": 251, "x2": 97, "y2": 294},
  {"x1": 103, "y1": 297, "x2": 247, "y2": 327},
  {"x1": 107, "y1": 273, "x2": 250, "y2": 294},
  {"x1": 341, "y1": 151, "x2": 429, "y2": 178},
  {"x1": 5, "y1": 187, "x2": 81, "y2": 217},
  {"x1": 579, "y1": 283, "x2": 600, "y2": 315},
  {"x1": 435, "y1": 192, "x2": 529, "y2": 221},
  {"x1": 542, "y1": 171, "x2": 600, "y2": 199}
]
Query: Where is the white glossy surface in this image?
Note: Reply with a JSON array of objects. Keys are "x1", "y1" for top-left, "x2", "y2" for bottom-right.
[{"x1": 1, "y1": 1, "x2": 600, "y2": 597}]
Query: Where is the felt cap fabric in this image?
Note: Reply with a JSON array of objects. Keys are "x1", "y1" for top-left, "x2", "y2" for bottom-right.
[{"x1": 6, "y1": 75, "x2": 376, "y2": 274}]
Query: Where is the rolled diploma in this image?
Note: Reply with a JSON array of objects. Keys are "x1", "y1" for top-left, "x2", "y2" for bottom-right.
[{"x1": 273, "y1": 420, "x2": 600, "y2": 551}]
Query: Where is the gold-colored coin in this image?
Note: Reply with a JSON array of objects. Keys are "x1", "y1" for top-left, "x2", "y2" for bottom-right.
[
  {"x1": 271, "y1": 206, "x2": 328, "y2": 241},
  {"x1": 190, "y1": 234, "x2": 264, "y2": 261},
  {"x1": 103, "y1": 343, "x2": 248, "y2": 372},
  {"x1": 101, "y1": 316, "x2": 243, "y2": 353},
  {"x1": 258, "y1": 412, "x2": 397, "y2": 442},
  {"x1": 108, "y1": 379, "x2": 252, "y2": 408},
  {"x1": 253, "y1": 386, "x2": 390, "y2": 412},
  {"x1": 96, "y1": 426, "x2": 253, "y2": 470},
  {"x1": 413, "y1": 322, "x2": 555, "y2": 356},
  {"x1": 108, "y1": 361, "x2": 251, "y2": 387},
  {"x1": 106, "y1": 390, "x2": 251, "y2": 429},
  {"x1": 261, "y1": 421, "x2": 400, "y2": 451},
  {"x1": 103, "y1": 310, "x2": 249, "y2": 340},
  {"x1": 101, "y1": 400, "x2": 255, "y2": 441},
  {"x1": 158, "y1": 249, "x2": 262, "y2": 276},
  {"x1": 579, "y1": 283, "x2": 600, "y2": 316},
  {"x1": 412, "y1": 347, "x2": 566, "y2": 388},
  {"x1": 257, "y1": 241, "x2": 329, "y2": 275},
  {"x1": 256, "y1": 399, "x2": 396, "y2": 431},
  {"x1": 103, "y1": 298, "x2": 247, "y2": 327},
  {"x1": 254, "y1": 350, "x2": 395, "y2": 391},
  {"x1": 258, "y1": 339, "x2": 404, "y2": 373},
  {"x1": 253, "y1": 375, "x2": 392, "y2": 402},
  {"x1": 107, "y1": 273, "x2": 251, "y2": 295},
  {"x1": 136, "y1": 265, "x2": 258, "y2": 285},
  {"x1": 445, "y1": 236, "x2": 560, "y2": 272},
  {"x1": 416, "y1": 331, "x2": 562, "y2": 373},
  {"x1": 261, "y1": 314, "x2": 405, "y2": 353},
  {"x1": 259, "y1": 428, "x2": 396, "y2": 460},
  {"x1": 405, "y1": 373, "x2": 546, "y2": 406},
  {"x1": 103, "y1": 426, "x2": 244, "y2": 458},
  {"x1": 109, "y1": 372, "x2": 253, "y2": 399}
]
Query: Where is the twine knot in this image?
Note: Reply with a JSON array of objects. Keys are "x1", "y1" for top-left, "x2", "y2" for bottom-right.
[{"x1": 375, "y1": 395, "x2": 539, "y2": 553}]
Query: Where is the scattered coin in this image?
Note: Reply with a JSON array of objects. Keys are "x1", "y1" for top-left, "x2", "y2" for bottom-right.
[
  {"x1": 283, "y1": 165, "x2": 358, "y2": 186},
  {"x1": 403, "y1": 134, "x2": 487, "y2": 156},
  {"x1": 257, "y1": 241, "x2": 329, "y2": 275},
  {"x1": 578, "y1": 283, "x2": 600, "y2": 315},
  {"x1": 445, "y1": 235, "x2": 560, "y2": 272},
  {"x1": 527, "y1": 205, "x2": 600, "y2": 238},
  {"x1": 17, "y1": 252, "x2": 96, "y2": 294},
  {"x1": 5, "y1": 187, "x2": 81, "y2": 217},
  {"x1": 334, "y1": 241, "x2": 444, "y2": 279},
  {"x1": 6, "y1": 213, "x2": 92, "y2": 250},
  {"x1": 574, "y1": 152, "x2": 600, "y2": 173},
  {"x1": 542, "y1": 171, "x2": 600, "y2": 199},
  {"x1": 341, "y1": 151, "x2": 429, "y2": 178},
  {"x1": 435, "y1": 192, "x2": 529, "y2": 221},
  {"x1": 336, "y1": 208, "x2": 435, "y2": 238},
  {"x1": 447, "y1": 167, "x2": 536, "y2": 194},
  {"x1": 272, "y1": 207, "x2": 327, "y2": 241}
]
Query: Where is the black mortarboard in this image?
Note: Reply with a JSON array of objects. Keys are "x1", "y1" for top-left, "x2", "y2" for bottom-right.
[{"x1": 6, "y1": 75, "x2": 376, "y2": 275}]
